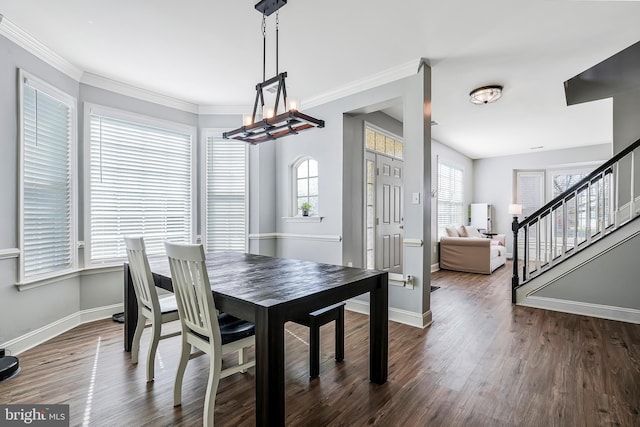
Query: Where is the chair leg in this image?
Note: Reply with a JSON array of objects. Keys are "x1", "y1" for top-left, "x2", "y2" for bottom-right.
[
  {"x1": 309, "y1": 319, "x2": 320, "y2": 379},
  {"x1": 173, "y1": 340, "x2": 191, "y2": 407},
  {"x1": 146, "y1": 320, "x2": 161, "y2": 382},
  {"x1": 238, "y1": 347, "x2": 247, "y2": 373},
  {"x1": 335, "y1": 308, "x2": 345, "y2": 362},
  {"x1": 131, "y1": 311, "x2": 145, "y2": 364},
  {"x1": 203, "y1": 351, "x2": 222, "y2": 427}
]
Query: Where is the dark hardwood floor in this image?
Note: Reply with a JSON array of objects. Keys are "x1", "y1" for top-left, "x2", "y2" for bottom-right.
[{"x1": 2, "y1": 261, "x2": 639, "y2": 426}]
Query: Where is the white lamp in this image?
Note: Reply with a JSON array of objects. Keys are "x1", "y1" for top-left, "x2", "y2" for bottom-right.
[{"x1": 508, "y1": 204, "x2": 523, "y2": 216}]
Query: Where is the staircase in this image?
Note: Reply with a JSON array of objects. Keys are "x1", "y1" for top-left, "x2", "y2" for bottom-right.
[{"x1": 511, "y1": 138, "x2": 640, "y2": 311}]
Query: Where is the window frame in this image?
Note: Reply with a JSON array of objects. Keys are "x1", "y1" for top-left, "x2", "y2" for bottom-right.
[
  {"x1": 200, "y1": 128, "x2": 249, "y2": 253},
  {"x1": 436, "y1": 159, "x2": 465, "y2": 239},
  {"x1": 291, "y1": 156, "x2": 319, "y2": 216},
  {"x1": 364, "y1": 122, "x2": 404, "y2": 160},
  {"x1": 514, "y1": 170, "x2": 546, "y2": 220},
  {"x1": 83, "y1": 103, "x2": 197, "y2": 266},
  {"x1": 18, "y1": 69, "x2": 78, "y2": 284}
]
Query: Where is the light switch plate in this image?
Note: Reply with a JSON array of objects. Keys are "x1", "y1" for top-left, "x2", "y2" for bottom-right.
[{"x1": 412, "y1": 192, "x2": 420, "y2": 204}]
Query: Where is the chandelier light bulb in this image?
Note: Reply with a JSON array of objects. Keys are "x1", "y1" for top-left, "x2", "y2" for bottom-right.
[{"x1": 287, "y1": 98, "x2": 300, "y2": 111}]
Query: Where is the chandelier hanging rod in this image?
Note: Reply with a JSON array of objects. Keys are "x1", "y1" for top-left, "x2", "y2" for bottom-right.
[{"x1": 223, "y1": 0, "x2": 325, "y2": 144}]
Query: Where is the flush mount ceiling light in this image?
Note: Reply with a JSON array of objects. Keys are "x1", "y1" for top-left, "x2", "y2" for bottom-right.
[
  {"x1": 223, "y1": 0, "x2": 325, "y2": 144},
  {"x1": 469, "y1": 85, "x2": 503, "y2": 105}
]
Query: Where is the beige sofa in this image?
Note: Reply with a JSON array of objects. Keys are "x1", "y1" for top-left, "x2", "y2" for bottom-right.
[{"x1": 439, "y1": 225, "x2": 506, "y2": 274}]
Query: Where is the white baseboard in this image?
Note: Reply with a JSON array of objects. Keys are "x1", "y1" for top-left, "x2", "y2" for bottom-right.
[
  {"x1": 345, "y1": 299, "x2": 432, "y2": 328},
  {"x1": 431, "y1": 263, "x2": 439, "y2": 273},
  {"x1": 2, "y1": 303, "x2": 123, "y2": 356},
  {"x1": 520, "y1": 296, "x2": 640, "y2": 324}
]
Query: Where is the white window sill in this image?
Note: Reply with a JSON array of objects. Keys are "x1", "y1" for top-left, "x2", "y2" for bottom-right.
[
  {"x1": 15, "y1": 264, "x2": 124, "y2": 291},
  {"x1": 283, "y1": 216, "x2": 323, "y2": 223}
]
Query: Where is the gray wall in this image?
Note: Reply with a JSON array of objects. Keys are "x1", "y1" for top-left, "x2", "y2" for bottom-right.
[
  {"x1": 533, "y1": 226, "x2": 640, "y2": 310},
  {"x1": 612, "y1": 90, "x2": 640, "y2": 209},
  {"x1": 343, "y1": 111, "x2": 403, "y2": 269},
  {"x1": 1, "y1": 35, "x2": 201, "y2": 345},
  {"x1": 274, "y1": 67, "x2": 432, "y2": 318},
  {"x1": 248, "y1": 142, "x2": 277, "y2": 256},
  {"x1": 0, "y1": 35, "x2": 81, "y2": 344},
  {"x1": 473, "y1": 144, "x2": 612, "y2": 255}
]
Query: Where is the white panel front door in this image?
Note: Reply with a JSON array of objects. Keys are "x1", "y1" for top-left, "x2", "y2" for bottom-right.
[{"x1": 376, "y1": 153, "x2": 403, "y2": 273}]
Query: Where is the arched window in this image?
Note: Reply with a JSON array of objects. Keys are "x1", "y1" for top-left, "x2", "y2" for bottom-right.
[{"x1": 294, "y1": 158, "x2": 318, "y2": 216}]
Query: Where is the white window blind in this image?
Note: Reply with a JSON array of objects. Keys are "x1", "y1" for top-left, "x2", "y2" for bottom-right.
[
  {"x1": 516, "y1": 171, "x2": 545, "y2": 218},
  {"x1": 205, "y1": 136, "x2": 247, "y2": 252},
  {"x1": 437, "y1": 162, "x2": 464, "y2": 238},
  {"x1": 20, "y1": 75, "x2": 75, "y2": 281},
  {"x1": 89, "y1": 110, "x2": 193, "y2": 262}
]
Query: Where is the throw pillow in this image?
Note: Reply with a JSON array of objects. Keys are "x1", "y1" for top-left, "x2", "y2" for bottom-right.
[
  {"x1": 457, "y1": 225, "x2": 467, "y2": 237},
  {"x1": 463, "y1": 225, "x2": 483, "y2": 238},
  {"x1": 445, "y1": 226, "x2": 459, "y2": 237}
]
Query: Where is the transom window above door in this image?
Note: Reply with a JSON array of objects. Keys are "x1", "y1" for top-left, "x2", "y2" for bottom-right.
[{"x1": 365, "y1": 128, "x2": 403, "y2": 160}]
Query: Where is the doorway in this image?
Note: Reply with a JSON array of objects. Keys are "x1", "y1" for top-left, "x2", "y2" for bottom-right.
[{"x1": 364, "y1": 125, "x2": 404, "y2": 273}]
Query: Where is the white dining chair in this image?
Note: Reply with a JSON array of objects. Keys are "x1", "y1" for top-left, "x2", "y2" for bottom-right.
[
  {"x1": 124, "y1": 236, "x2": 181, "y2": 382},
  {"x1": 165, "y1": 242, "x2": 255, "y2": 427}
]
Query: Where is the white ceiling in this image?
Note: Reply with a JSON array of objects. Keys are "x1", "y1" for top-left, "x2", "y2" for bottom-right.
[{"x1": 1, "y1": 0, "x2": 639, "y2": 158}]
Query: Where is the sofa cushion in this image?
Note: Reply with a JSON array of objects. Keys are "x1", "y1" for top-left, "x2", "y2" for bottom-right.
[
  {"x1": 457, "y1": 225, "x2": 467, "y2": 237},
  {"x1": 463, "y1": 225, "x2": 483, "y2": 238},
  {"x1": 445, "y1": 226, "x2": 459, "y2": 237}
]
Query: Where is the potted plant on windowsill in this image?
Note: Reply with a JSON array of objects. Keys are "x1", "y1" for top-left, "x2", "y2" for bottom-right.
[{"x1": 300, "y1": 202, "x2": 312, "y2": 217}]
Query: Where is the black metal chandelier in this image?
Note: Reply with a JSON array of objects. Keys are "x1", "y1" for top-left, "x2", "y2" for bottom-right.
[{"x1": 223, "y1": 0, "x2": 325, "y2": 144}]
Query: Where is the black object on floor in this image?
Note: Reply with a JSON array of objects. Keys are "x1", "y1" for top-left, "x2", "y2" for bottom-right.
[
  {"x1": 0, "y1": 355, "x2": 20, "y2": 382},
  {"x1": 112, "y1": 312, "x2": 125, "y2": 323},
  {"x1": 430, "y1": 286, "x2": 440, "y2": 292}
]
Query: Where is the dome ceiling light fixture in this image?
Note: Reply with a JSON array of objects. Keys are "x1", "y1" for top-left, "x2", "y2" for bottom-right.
[
  {"x1": 469, "y1": 85, "x2": 503, "y2": 105},
  {"x1": 223, "y1": 0, "x2": 325, "y2": 144}
]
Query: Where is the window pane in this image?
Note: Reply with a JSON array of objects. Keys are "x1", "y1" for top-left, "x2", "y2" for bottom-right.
[
  {"x1": 366, "y1": 129, "x2": 376, "y2": 150},
  {"x1": 89, "y1": 112, "x2": 192, "y2": 261},
  {"x1": 297, "y1": 160, "x2": 309, "y2": 178},
  {"x1": 308, "y1": 196, "x2": 318, "y2": 214},
  {"x1": 375, "y1": 133, "x2": 385, "y2": 153},
  {"x1": 309, "y1": 177, "x2": 318, "y2": 196},
  {"x1": 385, "y1": 137, "x2": 395, "y2": 156},
  {"x1": 395, "y1": 141, "x2": 403, "y2": 159},
  {"x1": 367, "y1": 206, "x2": 374, "y2": 227},
  {"x1": 366, "y1": 128, "x2": 403, "y2": 159},
  {"x1": 207, "y1": 137, "x2": 247, "y2": 252},
  {"x1": 22, "y1": 82, "x2": 74, "y2": 278},
  {"x1": 297, "y1": 178, "x2": 308, "y2": 196},
  {"x1": 367, "y1": 160, "x2": 375, "y2": 183},
  {"x1": 308, "y1": 159, "x2": 318, "y2": 177},
  {"x1": 437, "y1": 162, "x2": 464, "y2": 238}
]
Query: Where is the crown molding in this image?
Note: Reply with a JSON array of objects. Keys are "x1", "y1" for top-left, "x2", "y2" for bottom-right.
[
  {"x1": 302, "y1": 58, "x2": 422, "y2": 109},
  {"x1": 80, "y1": 72, "x2": 200, "y2": 114},
  {"x1": 198, "y1": 105, "x2": 252, "y2": 115},
  {"x1": 0, "y1": 15, "x2": 83, "y2": 80},
  {"x1": 1, "y1": 15, "x2": 421, "y2": 116}
]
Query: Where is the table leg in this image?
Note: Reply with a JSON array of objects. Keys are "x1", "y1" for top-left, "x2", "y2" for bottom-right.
[
  {"x1": 254, "y1": 308, "x2": 286, "y2": 426},
  {"x1": 123, "y1": 264, "x2": 138, "y2": 352},
  {"x1": 369, "y1": 273, "x2": 388, "y2": 384}
]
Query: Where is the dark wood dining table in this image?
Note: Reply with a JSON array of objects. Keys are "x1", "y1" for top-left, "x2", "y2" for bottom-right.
[{"x1": 123, "y1": 252, "x2": 388, "y2": 426}]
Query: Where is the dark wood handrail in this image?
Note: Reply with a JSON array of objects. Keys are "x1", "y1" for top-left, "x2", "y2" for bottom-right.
[{"x1": 518, "y1": 137, "x2": 640, "y2": 229}]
